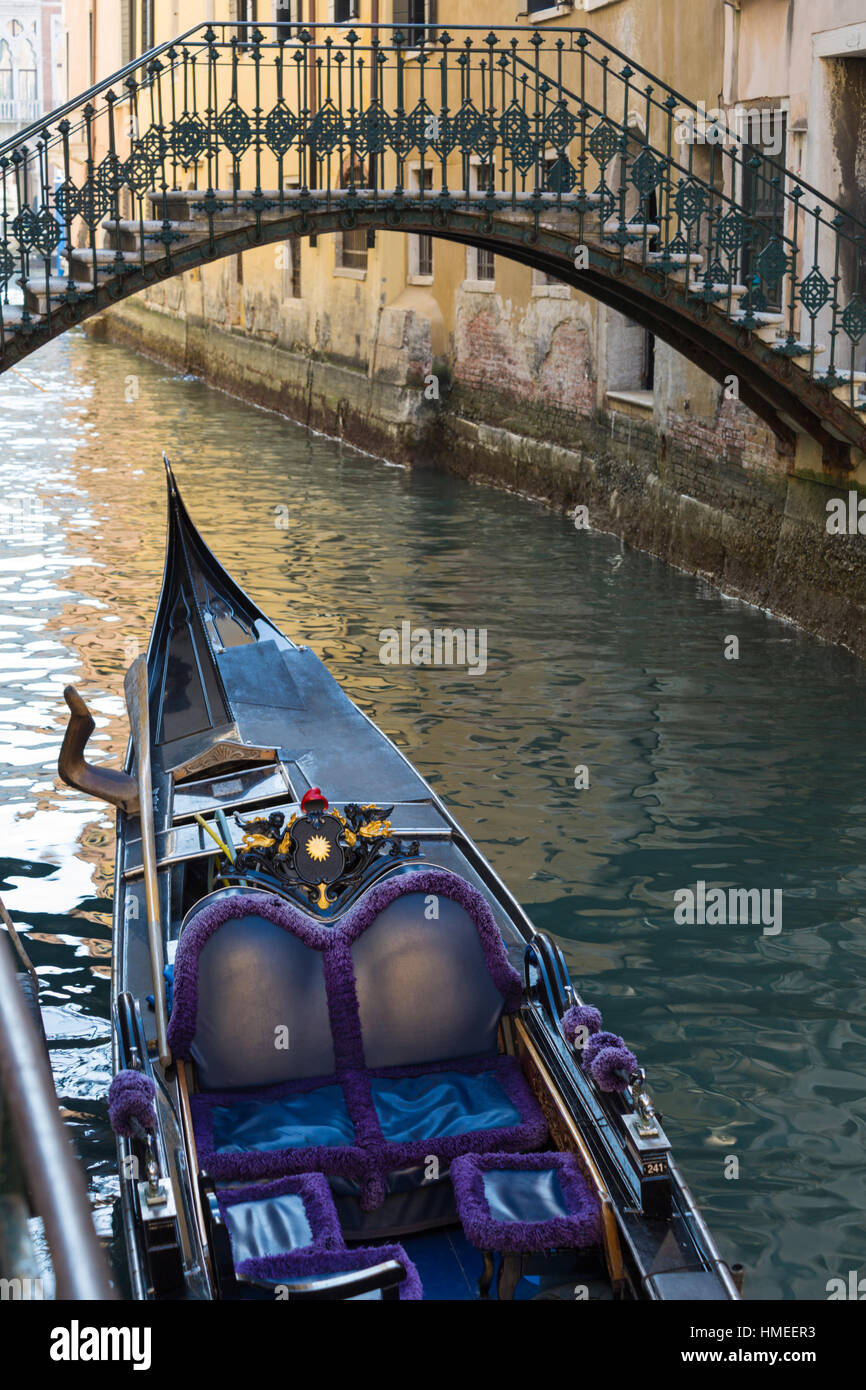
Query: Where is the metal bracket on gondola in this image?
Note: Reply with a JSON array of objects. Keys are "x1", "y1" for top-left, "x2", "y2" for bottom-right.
[
  {"x1": 138, "y1": 1134, "x2": 176, "y2": 1217},
  {"x1": 622, "y1": 1068, "x2": 673, "y2": 1220},
  {"x1": 226, "y1": 796, "x2": 421, "y2": 914}
]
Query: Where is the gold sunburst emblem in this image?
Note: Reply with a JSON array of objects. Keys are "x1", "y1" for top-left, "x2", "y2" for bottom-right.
[{"x1": 306, "y1": 834, "x2": 331, "y2": 863}]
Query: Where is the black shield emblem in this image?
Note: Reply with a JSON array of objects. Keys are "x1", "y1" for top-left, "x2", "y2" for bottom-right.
[{"x1": 290, "y1": 813, "x2": 345, "y2": 885}]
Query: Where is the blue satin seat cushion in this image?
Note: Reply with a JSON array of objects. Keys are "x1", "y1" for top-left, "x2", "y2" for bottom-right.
[
  {"x1": 366, "y1": 1055, "x2": 550, "y2": 1166},
  {"x1": 217, "y1": 1173, "x2": 344, "y2": 1265},
  {"x1": 191, "y1": 1075, "x2": 369, "y2": 1184},
  {"x1": 370, "y1": 1069, "x2": 521, "y2": 1142},
  {"x1": 482, "y1": 1168, "x2": 567, "y2": 1223},
  {"x1": 450, "y1": 1150, "x2": 602, "y2": 1254},
  {"x1": 224, "y1": 1190, "x2": 312, "y2": 1257},
  {"x1": 211, "y1": 1083, "x2": 354, "y2": 1153}
]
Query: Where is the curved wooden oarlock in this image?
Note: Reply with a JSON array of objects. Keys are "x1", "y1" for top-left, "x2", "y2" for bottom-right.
[{"x1": 57, "y1": 685, "x2": 140, "y2": 815}]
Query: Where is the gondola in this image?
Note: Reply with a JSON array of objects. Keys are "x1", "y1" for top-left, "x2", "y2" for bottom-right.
[{"x1": 57, "y1": 457, "x2": 742, "y2": 1302}]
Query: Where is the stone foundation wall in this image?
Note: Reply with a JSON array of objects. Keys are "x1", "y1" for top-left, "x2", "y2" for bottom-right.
[{"x1": 88, "y1": 296, "x2": 866, "y2": 663}]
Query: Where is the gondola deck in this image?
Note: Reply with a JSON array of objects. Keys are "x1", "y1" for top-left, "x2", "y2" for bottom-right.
[{"x1": 57, "y1": 459, "x2": 741, "y2": 1302}]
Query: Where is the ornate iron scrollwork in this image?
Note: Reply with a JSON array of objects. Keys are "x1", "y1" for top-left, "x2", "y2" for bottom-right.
[{"x1": 228, "y1": 801, "x2": 421, "y2": 913}]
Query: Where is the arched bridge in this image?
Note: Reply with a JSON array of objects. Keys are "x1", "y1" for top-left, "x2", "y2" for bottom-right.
[{"x1": 4, "y1": 20, "x2": 866, "y2": 470}]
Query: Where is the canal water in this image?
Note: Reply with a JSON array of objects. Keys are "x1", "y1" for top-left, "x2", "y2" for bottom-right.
[{"x1": 2, "y1": 330, "x2": 865, "y2": 1301}]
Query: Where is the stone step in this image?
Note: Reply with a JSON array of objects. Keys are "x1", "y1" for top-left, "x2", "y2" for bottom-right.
[
  {"x1": 818, "y1": 368, "x2": 866, "y2": 404},
  {"x1": 19, "y1": 275, "x2": 94, "y2": 312},
  {"x1": 770, "y1": 337, "x2": 825, "y2": 367},
  {"x1": 102, "y1": 217, "x2": 196, "y2": 232},
  {"x1": 602, "y1": 220, "x2": 661, "y2": 243},
  {"x1": 729, "y1": 309, "x2": 786, "y2": 344},
  {"x1": 647, "y1": 251, "x2": 704, "y2": 283},
  {"x1": 101, "y1": 217, "x2": 199, "y2": 251},
  {"x1": 63, "y1": 250, "x2": 156, "y2": 286},
  {"x1": 64, "y1": 247, "x2": 167, "y2": 277},
  {"x1": 147, "y1": 187, "x2": 286, "y2": 202},
  {"x1": 0, "y1": 303, "x2": 43, "y2": 333},
  {"x1": 147, "y1": 188, "x2": 290, "y2": 221},
  {"x1": 687, "y1": 280, "x2": 749, "y2": 304},
  {"x1": 65, "y1": 246, "x2": 166, "y2": 264}
]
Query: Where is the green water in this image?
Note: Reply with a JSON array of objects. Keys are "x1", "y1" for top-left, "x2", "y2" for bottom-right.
[{"x1": 1, "y1": 330, "x2": 864, "y2": 1299}]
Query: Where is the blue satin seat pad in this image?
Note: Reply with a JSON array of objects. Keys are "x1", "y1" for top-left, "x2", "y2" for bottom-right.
[
  {"x1": 211, "y1": 1083, "x2": 355, "y2": 1153},
  {"x1": 482, "y1": 1168, "x2": 568, "y2": 1224},
  {"x1": 370, "y1": 1069, "x2": 521, "y2": 1142},
  {"x1": 223, "y1": 1191, "x2": 314, "y2": 1261}
]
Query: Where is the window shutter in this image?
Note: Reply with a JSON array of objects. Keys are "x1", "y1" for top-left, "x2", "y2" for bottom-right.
[
  {"x1": 392, "y1": 0, "x2": 411, "y2": 26},
  {"x1": 121, "y1": 0, "x2": 133, "y2": 66},
  {"x1": 426, "y1": 0, "x2": 437, "y2": 45}
]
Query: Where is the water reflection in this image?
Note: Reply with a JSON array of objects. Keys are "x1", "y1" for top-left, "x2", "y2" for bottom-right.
[{"x1": 1, "y1": 330, "x2": 865, "y2": 1299}]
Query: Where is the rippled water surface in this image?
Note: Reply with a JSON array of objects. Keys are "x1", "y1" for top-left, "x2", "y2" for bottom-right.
[{"x1": 2, "y1": 331, "x2": 865, "y2": 1300}]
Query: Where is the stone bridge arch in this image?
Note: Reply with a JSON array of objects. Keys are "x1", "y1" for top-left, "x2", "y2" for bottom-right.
[{"x1": 3, "y1": 21, "x2": 866, "y2": 472}]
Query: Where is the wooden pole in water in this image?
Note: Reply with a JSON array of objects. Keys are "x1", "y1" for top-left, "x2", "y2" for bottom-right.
[{"x1": 124, "y1": 655, "x2": 171, "y2": 1069}]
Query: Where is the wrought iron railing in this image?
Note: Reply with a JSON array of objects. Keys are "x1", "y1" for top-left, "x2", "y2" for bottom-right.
[{"x1": 2, "y1": 21, "x2": 865, "y2": 409}]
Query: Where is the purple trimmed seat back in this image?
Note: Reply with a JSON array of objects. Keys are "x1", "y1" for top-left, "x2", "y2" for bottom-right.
[
  {"x1": 350, "y1": 894, "x2": 507, "y2": 1068},
  {"x1": 169, "y1": 869, "x2": 523, "y2": 1090},
  {"x1": 189, "y1": 913, "x2": 334, "y2": 1090}
]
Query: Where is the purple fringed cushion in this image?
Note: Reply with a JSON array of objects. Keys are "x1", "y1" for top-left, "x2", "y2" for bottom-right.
[
  {"x1": 231, "y1": 1240, "x2": 424, "y2": 1300},
  {"x1": 561, "y1": 1003, "x2": 603, "y2": 1047},
  {"x1": 451, "y1": 1150, "x2": 601, "y2": 1254},
  {"x1": 588, "y1": 1044, "x2": 638, "y2": 1094},
  {"x1": 108, "y1": 1070, "x2": 157, "y2": 1138},
  {"x1": 581, "y1": 1030, "x2": 625, "y2": 1070}
]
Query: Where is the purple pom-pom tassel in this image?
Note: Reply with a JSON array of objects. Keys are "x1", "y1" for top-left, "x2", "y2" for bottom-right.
[
  {"x1": 561, "y1": 1003, "x2": 603, "y2": 1047},
  {"x1": 108, "y1": 1070, "x2": 157, "y2": 1138},
  {"x1": 589, "y1": 1044, "x2": 638, "y2": 1093},
  {"x1": 582, "y1": 1030, "x2": 625, "y2": 1070}
]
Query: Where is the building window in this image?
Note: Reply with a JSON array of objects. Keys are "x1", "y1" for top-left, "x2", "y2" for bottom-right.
[
  {"x1": 532, "y1": 267, "x2": 557, "y2": 289},
  {"x1": 333, "y1": 0, "x2": 360, "y2": 22},
  {"x1": 739, "y1": 110, "x2": 787, "y2": 312},
  {"x1": 336, "y1": 164, "x2": 369, "y2": 273},
  {"x1": 474, "y1": 245, "x2": 494, "y2": 282},
  {"x1": 0, "y1": 45, "x2": 11, "y2": 103},
  {"x1": 275, "y1": 2, "x2": 298, "y2": 36},
  {"x1": 393, "y1": 0, "x2": 436, "y2": 46},
  {"x1": 532, "y1": 157, "x2": 563, "y2": 287},
  {"x1": 121, "y1": 0, "x2": 136, "y2": 67},
  {"x1": 466, "y1": 162, "x2": 495, "y2": 284},
  {"x1": 409, "y1": 167, "x2": 433, "y2": 280},
  {"x1": 338, "y1": 226, "x2": 368, "y2": 271},
  {"x1": 287, "y1": 239, "x2": 301, "y2": 297},
  {"x1": 17, "y1": 69, "x2": 36, "y2": 103}
]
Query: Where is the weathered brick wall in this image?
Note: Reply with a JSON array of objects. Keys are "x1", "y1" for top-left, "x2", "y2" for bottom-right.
[{"x1": 453, "y1": 292, "x2": 597, "y2": 417}]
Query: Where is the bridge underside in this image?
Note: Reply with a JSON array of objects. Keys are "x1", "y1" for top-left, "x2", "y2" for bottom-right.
[{"x1": 7, "y1": 203, "x2": 865, "y2": 472}]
